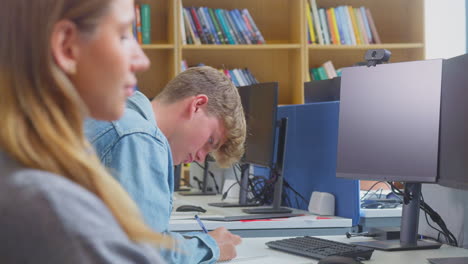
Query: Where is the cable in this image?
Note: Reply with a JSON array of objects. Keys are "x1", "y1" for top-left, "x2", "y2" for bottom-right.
[
  {"x1": 194, "y1": 161, "x2": 220, "y2": 194},
  {"x1": 388, "y1": 182, "x2": 458, "y2": 247}
]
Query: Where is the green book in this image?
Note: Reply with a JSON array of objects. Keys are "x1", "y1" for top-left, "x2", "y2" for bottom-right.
[
  {"x1": 141, "y1": 4, "x2": 151, "y2": 44},
  {"x1": 317, "y1": 66, "x2": 328, "y2": 80},
  {"x1": 310, "y1": 68, "x2": 320, "y2": 81}
]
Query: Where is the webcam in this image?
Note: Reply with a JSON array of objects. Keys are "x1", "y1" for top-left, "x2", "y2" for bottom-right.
[{"x1": 365, "y1": 49, "x2": 391, "y2": 67}]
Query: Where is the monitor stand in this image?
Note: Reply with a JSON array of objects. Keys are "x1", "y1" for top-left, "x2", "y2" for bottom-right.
[
  {"x1": 208, "y1": 163, "x2": 261, "y2": 207},
  {"x1": 243, "y1": 118, "x2": 292, "y2": 214},
  {"x1": 179, "y1": 158, "x2": 216, "y2": 196},
  {"x1": 352, "y1": 183, "x2": 441, "y2": 251}
]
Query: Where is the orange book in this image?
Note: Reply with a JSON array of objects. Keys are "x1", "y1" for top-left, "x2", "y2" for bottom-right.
[
  {"x1": 135, "y1": 4, "x2": 143, "y2": 44},
  {"x1": 326, "y1": 8, "x2": 337, "y2": 44},
  {"x1": 329, "y1": 8, "x2": 341, "y2": 45}
]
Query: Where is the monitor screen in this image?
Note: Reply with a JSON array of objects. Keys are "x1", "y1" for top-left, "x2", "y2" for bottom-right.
[
  {"x1": 438, "y1": 54, "x2": 468, "y2": 190},
  {"x1": 336, "y1": 59, "x2": 443, "y2": 183},
  {"x1": 237, "y1": 82, "x2": 278, "y2": 167}
]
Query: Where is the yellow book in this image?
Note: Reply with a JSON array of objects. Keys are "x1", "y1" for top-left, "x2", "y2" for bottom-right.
[
  {"x1": 329, "y1": 8, "x2": 341, "y2": 45},
  {"x1": 306, "y1": 2, "x2": 316, "y2": 44},
  {"x1": 348, "y1": 6, "x2": 361, "y2": 45}
]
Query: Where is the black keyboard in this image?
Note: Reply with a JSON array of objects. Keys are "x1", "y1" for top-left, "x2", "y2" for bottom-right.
[{"x1": 266, "y1": 236, "x2": 374, "y2": 260}]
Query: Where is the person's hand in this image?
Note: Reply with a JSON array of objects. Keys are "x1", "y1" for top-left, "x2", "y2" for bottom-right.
[{"x1": 208, "y1": 227, "x2": 242, "y2": 261}]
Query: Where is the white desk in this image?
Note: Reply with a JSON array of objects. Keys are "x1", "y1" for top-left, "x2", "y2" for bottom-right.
[
  {"x1": 170, "y1": 193, "x2": 352, "y2": 237},
  {"x1": 228, "y1": 236, "x2": 468, "y2": 264}
]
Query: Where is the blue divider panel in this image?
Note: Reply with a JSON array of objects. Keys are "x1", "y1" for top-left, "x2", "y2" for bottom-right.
[{"x1": 277, "y1": 102, "x2": 360, "y2": 225}]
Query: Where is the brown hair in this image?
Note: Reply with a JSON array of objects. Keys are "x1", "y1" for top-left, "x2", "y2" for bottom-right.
[
  {"x1": 0, "y1": 0, "x2": 171, "y2": 246},
  {"x1": 156, "y1": 66, "x2": 246, "y2": 167}
]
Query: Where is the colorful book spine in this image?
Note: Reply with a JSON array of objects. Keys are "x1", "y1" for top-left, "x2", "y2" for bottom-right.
[
  {"x1": 208, "y1": 8, "x2": 226, "y2": 44},
  {"x1": 354, "y1": 8, "x2": 369, "y2": 45},
  {"x1": 318, "y1": 8, "x2": 331, "y2": 45},
  {"x1": 306, "y1": 2, "x2": 316, "y2": 44},
  {"x1": 360, "y1": 6, "x2": 373, "y2": 43},
  {"x1": 328, "y1": 8, "x2": 340, "y2": 45},
  {"x1": 135, "y1": 4, "x2": 143, "y2": 44},
  {"x1": 309, "y1": 0, "x2": 323, "y2": 45},
  {"x1": 190, "y1": 7, "x2": 208, "y2": 44},
  {"x1": 342, "y1": 6, "x2": 356, "y2": 45},
  {"x1": 242, "y1": 9, "x2": 265, "y2": 44},
  {"x1": 197, "y1": 7, "x2": 215, "y2": 44},
  {"x1": 232, "y1": 9, "x2": 252, "y2": 44},
  {"x1": 365, "y1": 8, "x2": 381, "y2": 44},
  {"x1": 140, "y1": 4, "x2": 151, "y2": 44},
  {"x1": 347, "y1": 6, "x2": 360, "y2": 45},
  {"x1": 215, "y1": 9, "x2": 235, "y2": 44},
  {"x1": 184, "y1": 8, "x2": 201, "y2": 44}
]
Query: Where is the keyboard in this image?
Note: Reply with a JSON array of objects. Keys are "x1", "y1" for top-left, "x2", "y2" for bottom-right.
[{"x1": 266, "y1": 236, "x2": 374, "y2": 260}]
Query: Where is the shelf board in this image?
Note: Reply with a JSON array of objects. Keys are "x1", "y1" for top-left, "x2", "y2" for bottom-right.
[
  {"x1": 308, "y1": 43, "x2": 424, "y2": 50},
  {"x1": 182, "y1": 44, "x2": 301, "y2": 50},
  {"x1": 142, "y1": 44, "x2": 174, "y2": 50}
]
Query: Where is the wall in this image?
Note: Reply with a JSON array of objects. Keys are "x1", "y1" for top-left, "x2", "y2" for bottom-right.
[{"x1": 425, "y1": 0, "x2": 466, "y2": 59}]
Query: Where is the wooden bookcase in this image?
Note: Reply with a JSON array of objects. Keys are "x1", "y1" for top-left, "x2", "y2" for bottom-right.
[{"x1": 137, "y1": 0, "x2": 424, "y2": 104}]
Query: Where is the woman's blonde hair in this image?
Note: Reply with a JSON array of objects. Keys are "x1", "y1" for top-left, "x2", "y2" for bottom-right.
[{"x1": 0, "y1": 0, "x2": 171, "y2": 246}]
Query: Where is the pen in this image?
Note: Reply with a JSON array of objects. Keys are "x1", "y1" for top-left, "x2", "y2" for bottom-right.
[{"x1": 194, "y1": 215, "x2": 208, "y2": 233}]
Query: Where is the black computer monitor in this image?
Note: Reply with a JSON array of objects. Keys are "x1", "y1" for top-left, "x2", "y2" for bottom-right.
[
  {"x1": 238, "y1": 82, "x2": 278, "y2": 167},
  {"x1": 336, "y1": 58, "x2": 449, "y2": 251},
  {"x1": 209, "y1": 83, "x2": 292, "y2": 214}
]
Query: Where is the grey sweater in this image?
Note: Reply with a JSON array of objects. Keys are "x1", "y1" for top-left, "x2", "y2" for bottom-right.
[{"x1": 0, "y1": 151, "x2": 166, "y2": 264}]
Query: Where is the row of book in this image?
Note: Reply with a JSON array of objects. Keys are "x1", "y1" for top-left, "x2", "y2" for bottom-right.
[
  {"x1": 306, "y1": 0, "x2": 381, "y2": 45},
  {"x1": 181, "y1": 61, "x2": 258, "y2": 87},
  {"x1": 181, "y1": 7, "x2": 266, "y2": 45},
  {"x1": 133, "y1": 4, "x2": 151, "y2": 44},
  {"x1": 309, "y1": 61, "x2": 341, "y2": 81}
]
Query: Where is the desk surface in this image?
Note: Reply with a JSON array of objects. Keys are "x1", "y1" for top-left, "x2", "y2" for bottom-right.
[
  {"x1": 170, "y1": 193, "x2": 352, "y2": 237},
  {"x1": 229, "y1": 236, "x2": 468, "y2": 264}
]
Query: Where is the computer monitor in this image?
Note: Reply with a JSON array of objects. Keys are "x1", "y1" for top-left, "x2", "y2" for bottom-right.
[
  {"x1": 239, "y1": 82, "x2": 278, "y2": 168},
  {"x1": 209, "y1": 82, "x2": 292, "y2": 214},
  {"x1": 336, "y1": 58, "x2": 448, "y2": 250}
]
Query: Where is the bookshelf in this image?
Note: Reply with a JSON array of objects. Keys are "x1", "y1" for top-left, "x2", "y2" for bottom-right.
[{"x1": 137, "y1": 0, "x2": 424, "y2": 104}]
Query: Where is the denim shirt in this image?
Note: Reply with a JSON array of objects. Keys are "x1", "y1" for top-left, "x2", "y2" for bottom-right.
[{"x1": 84, "y1": 91, "x2": 219, "y2": 264}]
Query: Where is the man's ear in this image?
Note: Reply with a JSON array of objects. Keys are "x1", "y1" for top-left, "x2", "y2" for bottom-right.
[
  {"x1": 187, "y1": 94, "x2": 209, "y2": 119},
  {"x1": 50, "y1": 20, "x2": 81, "y2": 75}
]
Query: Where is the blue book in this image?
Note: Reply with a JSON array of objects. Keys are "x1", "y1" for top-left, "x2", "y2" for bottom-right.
[
  {"x1": 223, "y1": 9, "x2": 243, "y2": 44},
  {"x1": 215, "y1": 9, "x2": 235, "y2": 44},
  {"x1": 229, "y1": 10, "x2": 250, "y2": 44},
  {"x1": 202, "y1": 7, "x2": 220, "y2": 44},
  {"x1": 233, "y1": 9, "x2": 253, "y2": 44},
  {"x1": 196, "y1": 7, "x2": 214, "y2": 44},
  {"x1": 336, "y1": 6, "x2": 349, "y2": 45},
  {"x1": 184, "y1": 8, "x2": 200, "y2": 43},
  {"x1": 229, "y1": 70, "x2": 240, "y2": 86},
  {"x1": 242, "y1": 9, "x2": 265, "y2": 44},
  {"x1": 360, "y1": 6, "x2": 373, "y2": 43}
]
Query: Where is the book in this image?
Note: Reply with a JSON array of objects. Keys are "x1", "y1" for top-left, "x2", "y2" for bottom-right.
[
  {"x1": 306, "y1": 2, "x2": 317, "y2": 44},
  {"x1": 347, "y1": 6, "x2": 360, "y2": 45},
  {"x1": 309, "y1": 0, "x2": 324, "y2": 45},
  {"x1": 208, "y1": 8, "x2": 226, "y2": 44},
  {"x1": 318, "y1": 8, "x2": 331, "y2": 45},
  {"x1": 322, "y1": 61, "x2": 338, "y2": 79},
  {"x1": 342, "y1": 6, "x2": 356, "y2": 45},
  {"x1": 354, "y1": 8, "x2": 369, "y2": 45},
  {"x1": 184, "y1": 8, "x2": 200, "y2": 44},
  {"x1": 327, "y1": 8, "x2": 340, "y2": 45},
  {"x1": 365, "y1": 8, "x2": 381, "y2": 44},
  {"x1": 195, "y1": 7, "x2": 215, "y2": 44},
  {"x1": 360, "y1": 6, "x2": 373, "y2": 43},
  {"x1": 190, "y1": 7, "x2": 208, "y2": 44},
  {"x1": 242, "y1": 9, "x2": 265, "y2": 44},
  {"x1": 135, "y1": 4, "x2": 143, "y2": 44},
  {"x1": 180, "y1": 3, "x2": 187, "y2": 44},
  {"x1": 140, "y1": 4, "x2": 151, "y2": 44},
  {"x1": 215, "y1": 9, "x2": 236, "y2": 44}
]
